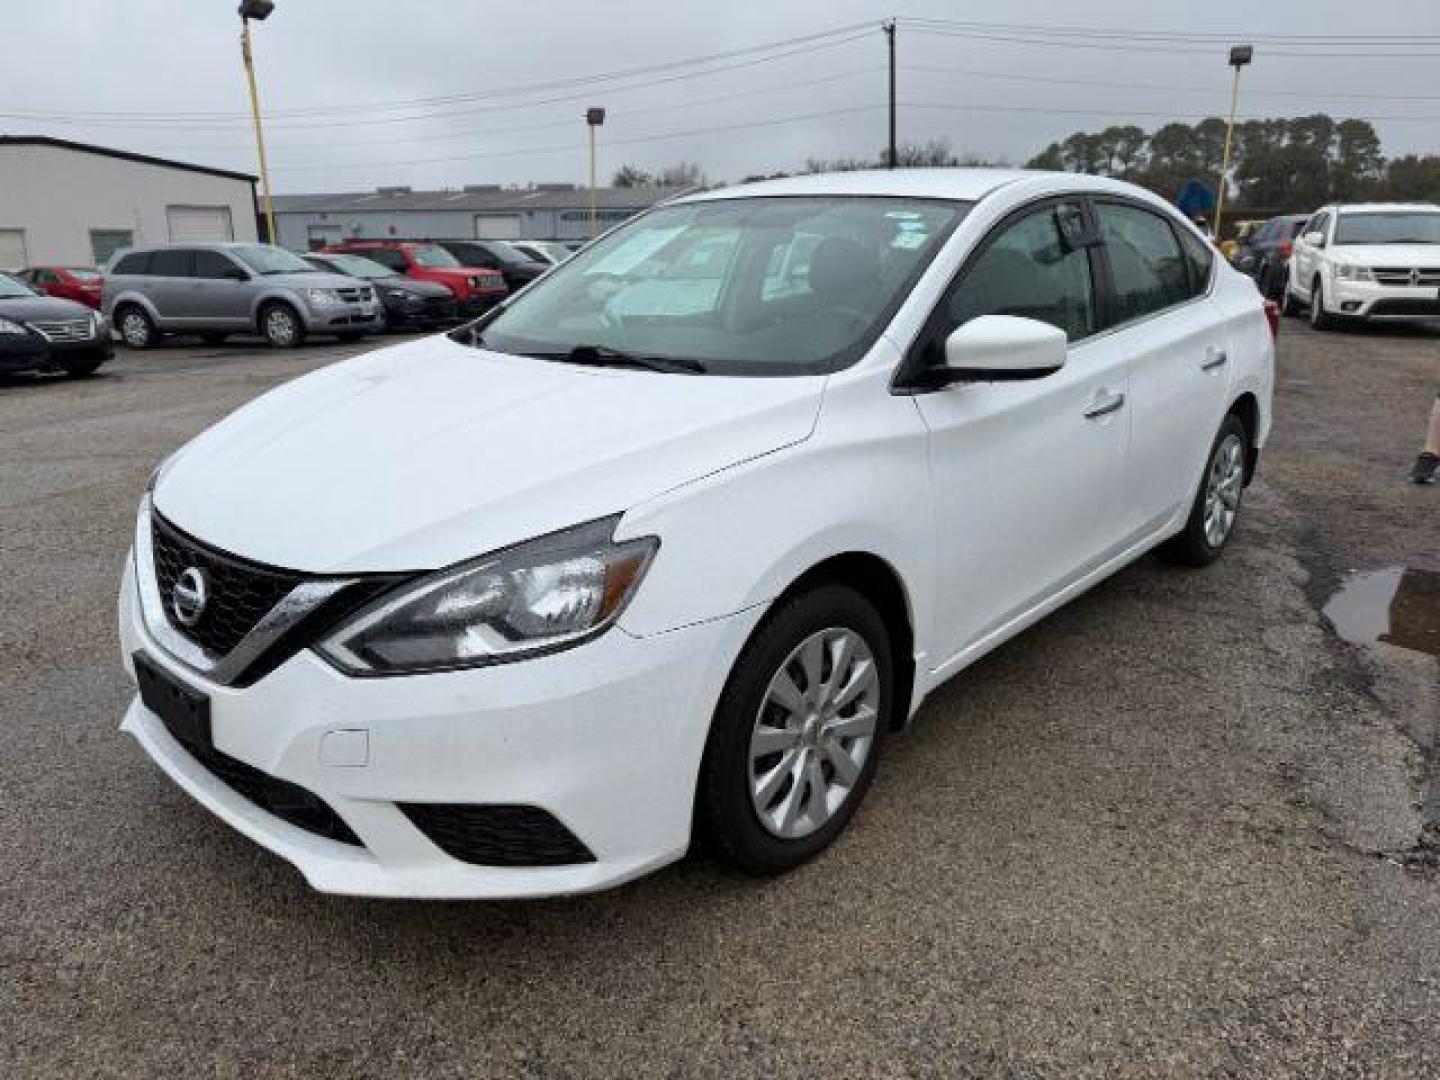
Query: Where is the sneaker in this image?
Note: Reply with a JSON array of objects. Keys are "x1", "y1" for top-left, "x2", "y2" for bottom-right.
[{"x1": 1411, "y1": 452, "x2": 1439, "y2": 485}]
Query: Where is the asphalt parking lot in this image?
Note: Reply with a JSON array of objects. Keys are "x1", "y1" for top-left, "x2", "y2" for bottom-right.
[{"x1": 2, "y1": 322, "x2": 1437, "y2": 1078}]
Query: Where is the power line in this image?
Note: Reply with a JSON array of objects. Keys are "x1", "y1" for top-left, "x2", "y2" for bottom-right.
[{"x1": 899, "y1": 16, "x2": 1440, "y2": 47}]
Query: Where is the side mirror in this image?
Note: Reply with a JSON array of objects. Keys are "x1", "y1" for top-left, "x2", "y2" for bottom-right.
[
  {"x1": 936, "y1": 315, "x2": 1068, "y2": 384},
  {"x1": 1302, "y1": 231, "x2": 1325, "y2": 249}
]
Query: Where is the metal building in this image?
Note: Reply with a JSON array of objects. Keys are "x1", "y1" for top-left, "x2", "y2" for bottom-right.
[
  {"x1": 271, "y1": 184, "x2": 686, "y2": 250},
  {"x1": 0, "y1": 137, "x2": 259, "y2": 270}
]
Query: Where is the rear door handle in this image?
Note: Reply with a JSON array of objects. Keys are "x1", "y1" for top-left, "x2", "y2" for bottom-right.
[
  {"x1": 1201, "y1": 347, "x2": 1228, "y2": 372},
  {"x1": 1084, "y1": 391, "x2": 1126, "y2": 419}
]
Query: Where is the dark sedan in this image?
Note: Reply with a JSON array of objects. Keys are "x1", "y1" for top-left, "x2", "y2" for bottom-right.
[
  {"x1": 432, "y1": 240, "x2": 549, "y2": 293},
  {"x1": 303, "y1": 252, "x2": 459, "y2": 330},
  {"x1": 0, "y1": 274, "x2": 112, "y2": 378},
  {"x1": 1234, "y1": 214, "x2": 1311, "y2": 300}
]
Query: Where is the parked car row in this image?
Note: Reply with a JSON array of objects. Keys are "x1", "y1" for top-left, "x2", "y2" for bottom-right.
[{"x1": 1229, "y1": 202, "x2": 1440, "y2": 329}]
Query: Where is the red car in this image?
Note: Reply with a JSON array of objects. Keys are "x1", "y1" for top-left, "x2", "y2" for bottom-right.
[
  {"x1": 19, "y1": 265, "x2": 104, "y2": 309},
  {"x1": 321, "y1": 241, "x2": 506, "y2": 316}
]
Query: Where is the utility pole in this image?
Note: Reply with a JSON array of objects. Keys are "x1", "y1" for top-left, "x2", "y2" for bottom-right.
[
  {"x1": 884, "y1": 20, "x2": 897, "y2": 168},
  {"x1": 586, "y1": 107, "x2": 606, "y2": 238},
  {"x1": 1214, "y1": 44, "x2": 1253, "y2": 243},
  {"x1": 238, "y1": 0, "x2": 277, "y2": 244}
]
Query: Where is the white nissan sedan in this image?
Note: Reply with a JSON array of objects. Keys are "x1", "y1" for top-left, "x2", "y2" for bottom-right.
[{"x1": 119, "y1": 170, "x2": 1274, "y2": 898}]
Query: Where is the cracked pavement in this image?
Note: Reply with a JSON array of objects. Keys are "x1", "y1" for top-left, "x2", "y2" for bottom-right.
[{"x1": 1, "y1": 321, "x2": 1437, "y2": 1077}]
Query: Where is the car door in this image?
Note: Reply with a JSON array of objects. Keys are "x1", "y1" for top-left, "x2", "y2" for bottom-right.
[
  {"x1": 188, "y1": 249, "x2": 252, "y2": 327},
  {"x1": 145, "y1": 247, "x2": 194, "y2": 322},
  {"x1": 910, "y1": 197, "x2": 1132, "y2": 671},
  {"x1": 1092, "y1": 199, "x2": 1233, "y2": 540}
]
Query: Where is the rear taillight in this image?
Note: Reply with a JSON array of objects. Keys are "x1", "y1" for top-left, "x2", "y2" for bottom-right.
[{"x1": 1263, "y1": 300, "x2": 1280, "y2": 340}]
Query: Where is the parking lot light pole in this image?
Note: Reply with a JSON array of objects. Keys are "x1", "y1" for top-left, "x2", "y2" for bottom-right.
[
  {"x1": 586, "y1": 108, "x2": 605, "y2": 238},
  {"x1": 239, "y1": 0, "x2": 278, "y2": 244},
  {"x1": 1214, "y1": 44, "x2": 1252, "y2": 243}
]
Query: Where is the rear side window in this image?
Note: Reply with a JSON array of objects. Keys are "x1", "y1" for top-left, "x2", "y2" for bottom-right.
[
  {"x1": 1175, "y1": 226, "x2": 1214, "y2": 297},
  {"x1": 945, "y1": 202, "x2": 1097, "y2": 342},
  {"x1": 193, "y1": 250, "x2": 241, "y2": 279},
  {"x1": 1096, "y1": 203, "x2": 1190, "y2": 322},
  {"x1": 149, "y1": 249, "x2": 194, "y2": 277},
  {"x1": 111, "y1": 251, "x2": 152, "y2": 275}
]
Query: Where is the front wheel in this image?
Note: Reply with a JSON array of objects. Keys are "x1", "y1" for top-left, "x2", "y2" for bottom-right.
[
  {"x1": 697, "y1": 584, "x2": 892, "y2": 875},
  {"x1": 1310, "y1": 280, "x2": 1337, "y2": 331},
  {"x1": 116, "y1": 306, "x2": 157, "y2": 348},
  {"x1": 260, "y1": 303, "x2": 306, "y2": 348},
  {"x1": 1160, "y1": 413, "x2": 1248, "y2": 567},
  {"x1": 60, "y1": 354, "x2": 106, "y2": 378},
  {"x1": 1279, "y1": 280, "x2": 1301, "y2": 317}
]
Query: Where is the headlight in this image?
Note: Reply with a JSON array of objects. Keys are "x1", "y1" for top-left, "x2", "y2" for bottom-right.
[
  {"x1": 0, "y1": 317, "x2": 29, "y2": 335},
  {"x1": 1333, "y1": 264, "x2": 1375, "y2": 282},
  {"x1": 89, "y1": 310, "x2": 104, "y2": 336},
  {"x1": 384, "y1": 288, "x2": 419, "y2": 302},
  {"x1": 305, "y1": 288, "x2": 344, "y2": 306},
  {"x1": 317, "y1": 516, "x2": 657, "y2": 675}
]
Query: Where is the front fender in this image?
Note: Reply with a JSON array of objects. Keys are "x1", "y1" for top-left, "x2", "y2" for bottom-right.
[{"x1": 616, "y1": 364, "x2": 936, "y2": 665}]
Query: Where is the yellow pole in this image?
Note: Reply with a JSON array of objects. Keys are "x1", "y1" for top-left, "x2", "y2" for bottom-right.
[
  {"x1": 588, "y1": 124, "x2": 598, "y2": 237},
  {"x1": 240, "y1": 17, "x2": 278, "y2": 244},
  {"x1": 1214, "y1": 63, "x2": 1243, "y2": 242}
]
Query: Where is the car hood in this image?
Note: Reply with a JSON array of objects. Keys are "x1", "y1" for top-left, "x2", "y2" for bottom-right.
[
  {"x1": 262, "y1": 271, "x2": 368, "y2": 290},
  {"x1": 1332, "y1": 243, "x2": 1440, "y2": 266},
  {"x1": 0, "y1": 294, "x2": 93, "y2": 321},
  {"x1": 153, "y1": 334, "x2": 825, "y2": 573},
  {"x1": 378, "y1": 276, "x2": 452, "y2": 298}
]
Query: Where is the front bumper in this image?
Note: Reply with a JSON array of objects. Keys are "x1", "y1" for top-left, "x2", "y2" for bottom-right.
[
  {"x1": 118, "y1": 554, "x2": 758, "y2": 898},
  {"x1": 457, "y1": 292, "x2": 507, "y2": 318},
  {"x1": 0, "y1": 329, "x2": 112, "y2": 374},
  {"x1": 382, "y1": 293, "x2": 460, "y2": 328},
  {"x1": 1328, "y1": 278, "x2": 1440, "y2": 320},
  {"x1": 298, "y1": 300, "x2": 385, "y2": 333}
]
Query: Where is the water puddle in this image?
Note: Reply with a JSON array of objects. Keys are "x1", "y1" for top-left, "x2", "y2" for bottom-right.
[{"x1": 1323, "y1": 567, "x2": 1440, "y2": 660}]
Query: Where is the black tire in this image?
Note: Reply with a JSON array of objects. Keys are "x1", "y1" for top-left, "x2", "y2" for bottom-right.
[
  {"x1": 115, "y1": 305, "x2": 157, "y2": 349},
  {"x1": 1160, "y1": 412, "x2": 1249, "y2": 567},
  {"x1": 260, "y1": 302, "x2": 306, "y2": 348},
  {"x1": 1309, "y1": 279, "x2": 1337, "y2": 331},
  {"x1": 697, "y1": 584, "x2": 893, "y2": 875},
  {"x1": 60, "y1": 354, "x2": 106, "y2": 378},
  {"x1": 199, "y1": 332, "x2": 229, "y2": 345}
]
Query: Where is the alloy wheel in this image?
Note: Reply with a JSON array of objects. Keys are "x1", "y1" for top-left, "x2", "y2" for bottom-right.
[
  {"x1": 1203, "y1": 433, "x2": 1245, "y2": 548},
  {"x1": 265, "y1": 308, "x2": 298, "y2": 346},
  {"x1": 749, "y1": 627, "x2": 879, "y2": 840},
  {"x1": 120, "y1": 311, "x2": 149, "y2": 347}
]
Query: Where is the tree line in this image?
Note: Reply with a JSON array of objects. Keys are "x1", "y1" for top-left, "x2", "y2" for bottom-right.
[
  {"x1": 1025, "y1": 115, "x2": 1440, "y2": 211},
  {"x1": 609, "y1": 116, "x2": 1440, "y2": 212}
]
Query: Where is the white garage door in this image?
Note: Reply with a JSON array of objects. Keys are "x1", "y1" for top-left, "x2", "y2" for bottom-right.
[
  {"x1": 0, "y1": 229, "x2": 28, "y2": 271},
  {"x1": 166, "y1": 206, "x2": 234, "y2": 243},
  {"x1": 474, "y1": 213, "x2": 521, "y2": 239}
]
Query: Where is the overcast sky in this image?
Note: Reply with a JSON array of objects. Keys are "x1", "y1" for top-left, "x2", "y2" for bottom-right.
[{"x1": 3, "y1": 0, "x2": 1436, "y2": 193}]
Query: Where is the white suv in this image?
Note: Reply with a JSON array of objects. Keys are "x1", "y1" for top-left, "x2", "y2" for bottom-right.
[
  {"x1": 119, "y1": 169, "x2": 1274, "y2": 898},
  {"x1": 1283, "y1": 202, "x2": 1440, "y2": 329}
]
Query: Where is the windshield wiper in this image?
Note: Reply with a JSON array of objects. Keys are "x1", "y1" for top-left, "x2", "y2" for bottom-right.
[{"x1": 531, "y1": 344, "x2": 706, "y2": 375}]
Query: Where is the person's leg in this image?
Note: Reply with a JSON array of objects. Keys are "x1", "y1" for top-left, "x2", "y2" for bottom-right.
[{"x1": 1410, "y1": 393, "x2": 1440, "y2": 484}]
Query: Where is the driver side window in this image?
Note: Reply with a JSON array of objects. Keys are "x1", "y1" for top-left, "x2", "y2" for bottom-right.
[{"x1": 943, "y1": 202, "x2": 1097, "y2": 343}]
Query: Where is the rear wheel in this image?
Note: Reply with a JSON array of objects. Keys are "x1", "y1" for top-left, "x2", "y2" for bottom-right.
[
  {"x1": 697, "y1": 584, "x2": 892, "y2": 874},
  {"x1": 116, "y1": 305, "x2": 156, "y2": 349},
  {"x1": 1160, "y1": 413, "x2": 1249, "y2": 567},
  {"x1": 260, "y1": 302, "x2": 305, "y2": 348}
]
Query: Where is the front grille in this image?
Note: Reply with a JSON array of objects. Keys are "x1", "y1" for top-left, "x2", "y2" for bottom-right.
[
  {"x1": 1367, "y1": 298, "x2": 1440, "y2": 317},
  {"x1": 30, "y1": 318, "x2": 93, "y2": 342},
  {"x1": 151, "y1": 513, "x2": 306, "y2": 657},
  {"x1": 335, "y1": 286, "x2": 375, "y2": 303},
  {"x1": 400, "y1": 804, "x2": 595, "y2": 867},
  {"x1": 162, "y1": 709, "x2": 361, "y2": 846},
  {"x1": 1372, "y1": 267, "x2": 1440, "y2": 287}
]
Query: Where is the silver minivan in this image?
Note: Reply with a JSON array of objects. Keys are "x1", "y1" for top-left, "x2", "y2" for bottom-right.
[{"x1": 103, "y1": 242, "x2": 382, "y2": 348}]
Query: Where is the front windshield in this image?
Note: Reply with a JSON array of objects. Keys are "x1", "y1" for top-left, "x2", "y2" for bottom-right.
[
  {"x1": 483, "y1": 241, "x2": 531, "y2": 266},
  {"x1": 472, "y1": 196, "x2": 967, "y2": 376},
  {"x1": 0, "y1": 274, "x2": 34, "y2": 298},
  {"x1": 231, "y1": 244, "x2": 317, "y2": 275},
  {"x1": 411, "y1": 244, "x2": 460, "y2": 268},
  {"x1": 322, "y1": 253, "x2": 393, "y2": 279},
  {"x1": 1334, "y1": 212, "x2": 1440, "y2": 245}
]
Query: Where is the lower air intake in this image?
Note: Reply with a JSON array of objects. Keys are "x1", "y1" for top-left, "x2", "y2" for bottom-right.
[{"x1": 399, "y1": 803, "x2": 595, "y2": 867}]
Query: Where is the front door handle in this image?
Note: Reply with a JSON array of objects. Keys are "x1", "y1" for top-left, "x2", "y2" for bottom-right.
[
  {"x1": 1201, "y1": 347, "x2": 1228, "y2": 372},
  {"x1": 1084, "y1": 391, "x2": 1126, "y2": 419}
]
